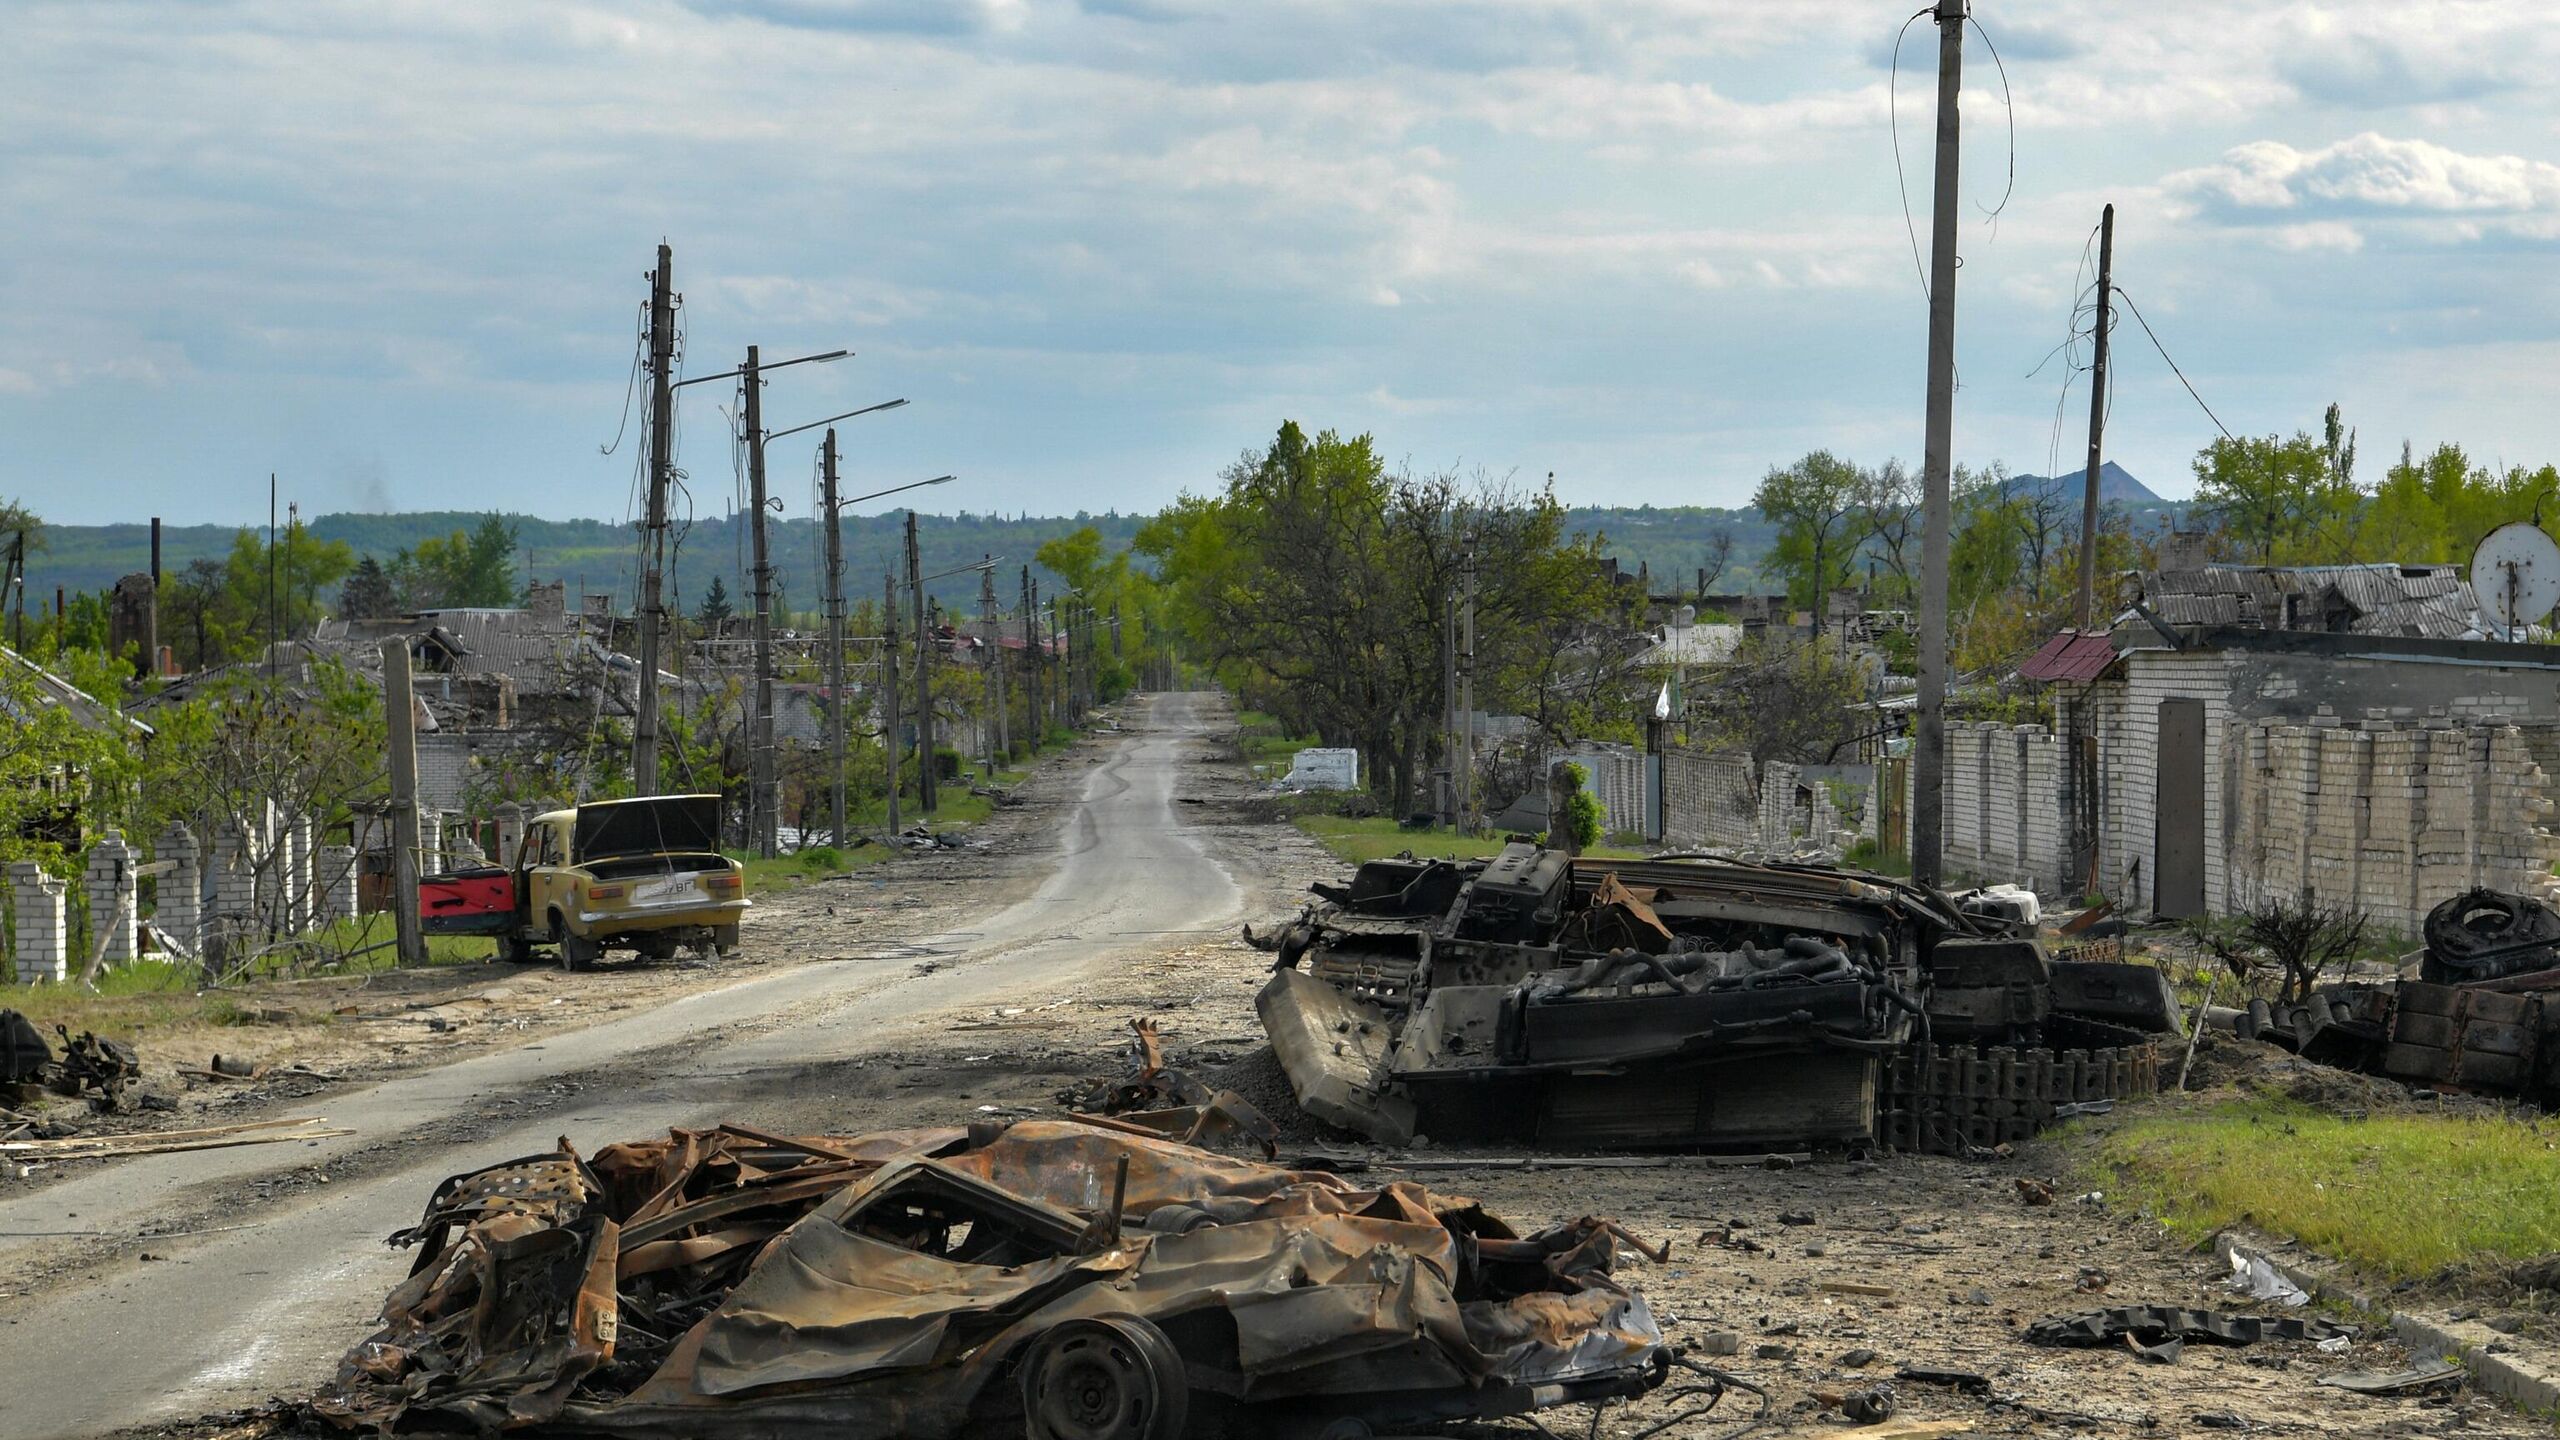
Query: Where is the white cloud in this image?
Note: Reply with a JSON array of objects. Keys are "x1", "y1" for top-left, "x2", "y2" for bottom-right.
[{"x1": 2167, "y1": 132, "x2": 2560, "y2": 251}]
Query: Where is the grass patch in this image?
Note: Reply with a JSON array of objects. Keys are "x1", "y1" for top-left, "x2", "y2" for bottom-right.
[
  {"x1": 1841, "y1": 839, "x2": 1911, "y2": 878},
  {"x1": 2091, "y1": 1096, "x2": 2560, "y2": 1279},
  {"x1": 1294, "y1": 816, "x2": 1646, "y2": 866},
  {"x1": 1237, "y1": 709, "x2": 1320, "y2": 770}
]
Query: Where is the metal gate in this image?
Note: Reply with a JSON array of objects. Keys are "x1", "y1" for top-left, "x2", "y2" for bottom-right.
[{"x1": 2153, "y1": 699, "x2": 2206, "y2": 917}]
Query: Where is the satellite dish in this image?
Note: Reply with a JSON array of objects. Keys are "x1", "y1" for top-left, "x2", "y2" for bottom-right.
[{"x1": 2471, "y1": 522, "x2": 2560, "y2": 635}]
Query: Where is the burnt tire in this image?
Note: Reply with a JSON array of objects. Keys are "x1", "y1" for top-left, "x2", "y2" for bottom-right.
[
  {"x1": 635, "y1": 934, "x2": 679, "y2": 962},
  {"x1": 1020, "y1": 1316, "x2": 1188, "y2": 1440}
]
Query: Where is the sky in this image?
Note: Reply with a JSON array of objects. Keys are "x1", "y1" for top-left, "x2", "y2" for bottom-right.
[{"x1": 7, "y1": 0, "x2": 2560, "y2": 528}]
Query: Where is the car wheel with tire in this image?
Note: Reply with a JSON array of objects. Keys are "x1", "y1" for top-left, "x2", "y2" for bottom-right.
[
  {"x1": 553, "y1": 913, "x2": 602, "y2": 973},
  {"x1": 1020, "y1": 1316, "x2": 1188, "y2": 1440}
]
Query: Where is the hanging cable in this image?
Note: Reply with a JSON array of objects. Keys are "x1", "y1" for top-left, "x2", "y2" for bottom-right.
[
  {"x1": 1886, "y1": 6, "x2": 1935, "y2": 305},
  {"x1": 2114, "y1": 286, "x2": 2237, "y2": 440},
  {"x1": 1967, "y1": 14, "x2": 2016, "y2": 223}
]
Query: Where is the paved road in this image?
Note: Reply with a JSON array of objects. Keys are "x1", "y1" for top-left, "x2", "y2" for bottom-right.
[{"x1": 0, "y1": 692, "x2": 1242, "y2": 1440}]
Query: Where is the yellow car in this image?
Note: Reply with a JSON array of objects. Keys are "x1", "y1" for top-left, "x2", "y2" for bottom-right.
[{"x1": 426, "y1": 795, "x2": 748, "y2": 971}]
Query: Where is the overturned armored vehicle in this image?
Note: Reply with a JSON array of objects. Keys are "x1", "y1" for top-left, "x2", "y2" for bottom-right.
[{"x1": 1257, "y1": 846, "x2": 2170, "y2": 1153}]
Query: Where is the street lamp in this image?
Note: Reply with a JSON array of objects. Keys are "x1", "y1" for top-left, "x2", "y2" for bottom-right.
[{"x1": 835, "y1": 473, "x2": 954, "y2": 511}]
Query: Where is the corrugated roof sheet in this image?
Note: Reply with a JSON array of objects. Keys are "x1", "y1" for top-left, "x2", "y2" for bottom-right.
[
  {"x1": 2138, "y1": 564, "x2": 2486, "y2": 640},
  {"x1": 2019, "y1": 630, "x2": 2119, "y2": 682}
]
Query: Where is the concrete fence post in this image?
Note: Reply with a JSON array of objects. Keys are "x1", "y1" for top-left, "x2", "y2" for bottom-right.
[
  {"x1": 9, "y1": 861, "x2": 68, "y2": 984},
  {"x1": 81, "y1": 831, "x2": 138, "y2": 968},
  {"x1": 318, "y1": 844, "x2": 359, "y2": 926},
  {"x1": 155, "y1": 821, "x2": 201, "y2": 957}
]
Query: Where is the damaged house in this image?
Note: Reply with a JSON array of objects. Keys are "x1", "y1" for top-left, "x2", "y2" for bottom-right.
[{"x1": 1959, "y1": 556, "x2": 2560, "y2": 927}]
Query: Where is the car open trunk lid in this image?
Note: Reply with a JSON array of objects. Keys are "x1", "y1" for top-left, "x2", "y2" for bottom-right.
[{"x1": 576, "y1": 795, "x2": 723, "y2": 864}]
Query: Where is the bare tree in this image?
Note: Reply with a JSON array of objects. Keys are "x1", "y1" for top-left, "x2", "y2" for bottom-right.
[{"x1": 2190, "y1": 894, "x2": 2369, "y2": 1004}]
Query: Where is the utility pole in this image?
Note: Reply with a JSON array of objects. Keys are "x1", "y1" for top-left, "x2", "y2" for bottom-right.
[
  {"x1": 1049, "y1": 596, "x2": 1064, "y2": 723},
  {"x1": 1912, "y1": 0, "x2": 1966, "y2": 889},
  {"x1": 982, "y1": 557, "x2": 1008, "y2": 769},
  {"x1": 381, "y1": 637, "x2": 427, "y2": 966},
  {"x1": 2068, "y1": 202, "x2": 2116, "y2": 896},
  {"x1": 883, "y1": 573, "x2": 902, "y2": 834},
  {"x1": 1440, "y1": 584, "x2": 1459, "y2": 826},
  {"x1": 145, "y1": 516, "x2": 160, "y2": 679},
  {"x1": 905, "y1": 511, "x2": 936, "y2": 814},
  {"x1": 1022, "y1": 568, "x2": 1043, "y2": 743},
  {"x1": 1459, "y1": 533, "x2": 1478, "y2": 830},
  {"x1": 266, "y1": 474, "x2": 277, "y2": 681},
  {"x1": 2074, "y1": 203, "x2": 2116, "y2": 632},
  {"x1": 635, "y1": 243, "x2": 675, "y2": 795},
  {"x1": 743, "y1": 345, "x2": 779, "y2": 857},
  {"x1": 822, "y1": 428, "x2": 848, "y2": 848},
  {"x1": 7, "y1": 529, "x2": 25, "y2": 651}
]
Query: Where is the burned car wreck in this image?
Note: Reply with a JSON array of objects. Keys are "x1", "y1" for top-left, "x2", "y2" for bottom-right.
[
  {"x1": 1255, "y1": 845, "x2": 2173, "y2": 1153},
  {"x1": 312, "y1": 1119, "x2": 1668, "y2": 1439}
]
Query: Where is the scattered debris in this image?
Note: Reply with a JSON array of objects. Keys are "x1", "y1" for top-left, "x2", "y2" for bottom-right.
[
  {"x1": 0, "y1": 1114, "x2": 346, "y2": 1161},
  {"x1": 2319, "y1": 1358, "x2": 2466, "y2": 1395},
  {"x1": 2025, "y1": 1306, "x2": 2354, "y2": 1356},
  {"x1": 52, "y1": 1025, "x2": 141, "y2": 1104},
  {"x1": 309, "y1": 1118, "x2": 1669, "y2": 1437}
]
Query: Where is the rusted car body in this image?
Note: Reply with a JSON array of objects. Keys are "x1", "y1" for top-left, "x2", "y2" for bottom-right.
[{"x1": 314, "y1": 1119, "x2": 1666, "y2": 1439}]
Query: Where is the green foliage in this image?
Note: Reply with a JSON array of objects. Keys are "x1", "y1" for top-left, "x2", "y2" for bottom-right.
[
  {"x1": 389, "y1": 514, "x2": 519, "y2": 609},
  {"x1": 694, "y1": 574, "x2": 734, "y2": 625},
  {"x1": 1142, "y1": 422, "x2": 1619, "y2": 814},
  {"x1": 1558, "y1": 760, "x2": 1604, "y2": 851},
  {"x1": 339, "y1": 554, "x2": 397, "y2": 620},
  {"x1": 1754, "y1": 450, "x2": 1869, "y2": 618},
  {"x1": 1689, "y1": 632, "x2": 1874, "y2": 763},
  {"x1": 2095, "y1": 1097, "x2": 2560, "y2": 1279}
]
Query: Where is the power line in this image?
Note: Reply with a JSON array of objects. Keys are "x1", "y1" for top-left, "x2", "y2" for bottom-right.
[
  {"x1": 1886, "y1": 6, "x2": 1934, "y2": 304},
  {"x1": 1966, "y1": 15, "x2": 2016, "y2": 223},
  {"x1": 2113, "y1": 285, "x2": 2236, "y2": 441}
]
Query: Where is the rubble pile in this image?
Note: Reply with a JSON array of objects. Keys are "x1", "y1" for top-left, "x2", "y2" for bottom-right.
[{"x1": 1251, "y1": 845, "x2": 2178, "y2": 1155}]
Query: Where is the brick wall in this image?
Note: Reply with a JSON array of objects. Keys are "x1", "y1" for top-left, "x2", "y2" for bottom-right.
[
  {"x1": 2220, "y1": 717, "x2": 2560, "y2": 935},
  {"x1": 1933, "y1": 721, "x2": 2071, "y2": 896}
]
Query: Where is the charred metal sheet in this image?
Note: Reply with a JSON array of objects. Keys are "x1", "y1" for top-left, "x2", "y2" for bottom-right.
[
  {"x1": 1256, "y1": 966, "x2": 1416, "y2": 1144},
  {"x1": 313, "y1": 1120, "x2": 1663, "y2": 1437},
  {"x1": 2043, "y1": 959, "x2": 2182, "y2": 1036}
]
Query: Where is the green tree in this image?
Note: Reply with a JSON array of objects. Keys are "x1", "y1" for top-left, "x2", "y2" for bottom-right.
[
  {"x1": 694, "y1": 574, "x2": 734, "y2": 626},
  {"x1": 1754, "y1": 451, "x2": 1870, "y2": 629},
  {"x1": 2192, "y1": 430, "x2": 2331, "y2": 565},
  {"x1": 339, "y1": 554, "x2": 398, "y2": 620}
]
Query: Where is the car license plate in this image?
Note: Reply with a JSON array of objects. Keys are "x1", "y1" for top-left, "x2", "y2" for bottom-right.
[{"x1": 635, "y1": 876, "x2": 693, "y2": 905}]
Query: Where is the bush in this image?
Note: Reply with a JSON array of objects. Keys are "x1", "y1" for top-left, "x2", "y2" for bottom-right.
[
  {"x1": 796, "y1": 845, "x2": 843, "y2": 871},
  {"x1": 1560, "y1": 762, "x2": 1604, "y2": 852}
]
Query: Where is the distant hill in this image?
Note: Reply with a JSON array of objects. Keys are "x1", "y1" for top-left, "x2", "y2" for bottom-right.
[
  {"x1": 2001, "y1": 460, "x2": 2162, "y2": 506},
  {"x1": 21, "y1": 505, "x2": 1781, "y2": 615}
]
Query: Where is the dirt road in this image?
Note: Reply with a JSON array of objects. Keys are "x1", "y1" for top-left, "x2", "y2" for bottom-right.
[{"x1": 0, "y1": 691, "x2": 1252, "y2": 1440}]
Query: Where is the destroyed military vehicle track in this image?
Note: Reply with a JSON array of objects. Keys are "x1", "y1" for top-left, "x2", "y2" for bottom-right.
[{"x1": 1255, "y1": 844, "x2": 2172, "y2": 1155}]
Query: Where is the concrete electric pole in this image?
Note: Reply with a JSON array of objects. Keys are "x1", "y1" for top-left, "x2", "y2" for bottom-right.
[
  {"x1": 381, "y1": 637, "x2": 426, "y2": 966},
  {"x1": 635, "y1": 244, "x2": 675, "y2": 796},
  {"x1": 2074, "y1": 203, "x2": 2116, "y2": 632},
  {"x1": 1912, "y1": 0, "x2": 1966, "y2": 889},
  {"x1": 743, "y1": 345, "x2": 779, "y2": 858},
  {"x1": 822, "y1": 427, "x2": 847, "y2": 848},
  {"x1": 883, "y1": 573, "x2": 902, "y2": 835},
  {"x1": 982, "y1": 557, "x2": 1007, "y2": 769},
  {"x1": 906, "y1": 511, "x2": 935, "y2": 814}
]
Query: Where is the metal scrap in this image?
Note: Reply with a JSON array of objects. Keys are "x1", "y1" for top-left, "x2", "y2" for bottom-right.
[{"x1": 312, "y1": 1118, "x2": 1669, "y2": 1438}]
